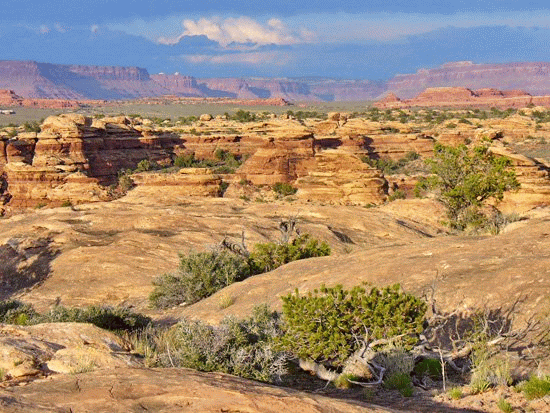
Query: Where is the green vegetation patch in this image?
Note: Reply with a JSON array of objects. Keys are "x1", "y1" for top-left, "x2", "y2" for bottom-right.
[
  {"x1": 278, "y1": 284, "x2": 427, "y2": 368},
  {"x1": 0, "y1": 300, "x2": 151, "y2": 333},
  {"x1": 149, "y1": 234, "x2": 331, "y2": 309}
]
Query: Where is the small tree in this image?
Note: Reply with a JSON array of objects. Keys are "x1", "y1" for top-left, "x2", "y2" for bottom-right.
[
  {"x1": 278, "y1": 284, "x2": 426, "y2": 369},
  {"x1": 419, "y1": 143, "x2": 519, "y2": 230}
]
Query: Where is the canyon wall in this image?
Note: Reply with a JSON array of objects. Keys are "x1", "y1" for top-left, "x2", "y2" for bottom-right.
[
  {"x1": 5, "y1": 59, "x2": 550, "y2": 102},
  {"x1": 387, "y1": 61, "x2": 550, "y2": 99}
]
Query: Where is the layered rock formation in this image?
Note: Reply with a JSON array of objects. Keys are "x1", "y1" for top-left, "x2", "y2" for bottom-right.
[
  {"x1": 149, "y1": 73, "x2": 205, "y2": 97},
  {"x1": 490, "y1": 146, "x2": 550, "y2": 213},
  {"x1": 387, "y1": 61, "x2": 550, "y2": 99},
  {"x1": 0, "y1": 114, "x2": 184, "y2": 207},
  {"x1": 235, "y1": 120, "x2": 316, "y2": 185},
  {"x1": 0, "y1": 89, "x2": 81, "y2": 109},
  {"x1": 131, "y1": 168, "x2": 222, "y2": 198},
  {"x1": 375, "y1": 87, "x2": 550, "y2": 109},
  {"x1": 5, "y1": 59, "x2": 550, "y2": 103},
  {"x1": 295, "y1": 150, "x2": 388, "y2": 205}
]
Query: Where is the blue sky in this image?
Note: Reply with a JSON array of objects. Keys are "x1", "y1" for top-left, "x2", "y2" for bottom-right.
[{"x1": 2, "y1": 1, "x2": 550, "y2": 79}]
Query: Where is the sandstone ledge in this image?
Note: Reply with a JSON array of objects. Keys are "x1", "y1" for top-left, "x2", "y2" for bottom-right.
[{"x1": 0, "y1": 367, "x2": 401, "y2": 413}]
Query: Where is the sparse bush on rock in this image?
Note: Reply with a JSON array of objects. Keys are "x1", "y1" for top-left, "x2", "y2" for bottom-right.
[
  {"x1": 149, "y1": 233, "x2": 331, "y2": 309},
  {"x1": 38, "y1": 305, "x2": 151, "y2": 332},
  {"x1": 248, "y1": 234, "x2": 330, "y2": 274},
  {"x1": 272, "y1": 182, "x2": 298, "y2": 197},
  {"x1": 0, "y1": 300, "x2": 38, "y2": 325},
  {"x1": 0, "y1": 300, "x2": 151, "y2": 332},
  {"x1": 143, "y1": 305, "x2": 288, "y2": 383},
  {"x1": 149, "y1": 250, "x2": 252, "y2": 309}
]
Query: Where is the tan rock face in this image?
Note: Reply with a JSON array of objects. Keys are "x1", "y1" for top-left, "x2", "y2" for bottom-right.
[
  {"x1": 235, "y1": 120, "x2": 315, "y2": 185},
  {"x1": 0, "y1": 367, "x2": 396, "y2": 413},
  {"x1": 490, "y1": 145, "x2": 550, "y2": 213},
  {"x1": 0, "y1": 323, "x2": 139, "y2": 380},
  {"x1": 131, "y1": 169, "x2": 222, "y2": 197},
  {"x1": 1, "y1": 114, "x2": 184, "y2": 207},
  {"x1": 296, "y1": 150, "x2": 388, "y2": 205}
]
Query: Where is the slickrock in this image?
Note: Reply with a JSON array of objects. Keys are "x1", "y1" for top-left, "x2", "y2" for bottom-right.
[
  {"x1": 295, "y1": 149, "x2": 388, "y2": 205},
  {"x1": 0, "y1": 195, "x2": 446, "y2": 312},
  {"x1": 179, "y1": 206, "x2": 550, "y2": 331},
  {"x1": 0, "y1": 323, "x2": 139, "y2": 380},
  {"x1": 0, "y1": 367, "x2": 400, "y2": 413}
]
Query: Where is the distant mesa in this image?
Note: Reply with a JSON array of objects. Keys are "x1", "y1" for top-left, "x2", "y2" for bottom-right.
[
  {"x1": 4, "y1": 60, "x2": 550, "y2": 104},
  {"x1": 373, "y1": 86, "x2": 550, "y2": 109}
]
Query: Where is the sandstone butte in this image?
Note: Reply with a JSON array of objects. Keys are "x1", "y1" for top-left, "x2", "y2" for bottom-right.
[{"x1": 374, "y1": 86, "x2": 550, "y2": 109}]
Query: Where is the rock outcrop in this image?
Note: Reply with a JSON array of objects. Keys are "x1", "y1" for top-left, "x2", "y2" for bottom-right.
[
  {"x1": 0, "y1": 89, "x2": 81, "y2": 109},
  {"x1": 235, "y1": 120, "x2": 315, "y2": 185},
  {"x1": 0, "y1": 366, "x2": 394, "y2": 413},
  {"x1": 490, "y1": 146, "x2": 550, "y2": 213},
  {"x1": 295, "y1": 150, "x2": 388, "y2": 205},
  {"x1": 131, "y1": 168, "x2": 223, "y2": 198},
  {"x1": 1, "y1": 114, "x2": 184, "y2": 207},
  {"x1": 0, "y1": 323, "x2": 139, "y2": 381}
]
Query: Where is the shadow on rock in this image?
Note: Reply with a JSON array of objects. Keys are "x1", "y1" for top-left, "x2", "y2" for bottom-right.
[{"x1": 0, "y1": 237, "x2": 60, "y2": 300}]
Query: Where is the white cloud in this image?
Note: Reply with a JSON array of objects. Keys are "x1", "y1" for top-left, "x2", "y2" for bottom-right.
[
  {"x1": 39, "y1": 25, "x2": 50, "y2": 34},
  {"x1": 182, "y1": 51, "x2": 292, "y2": 66},
  {"x1": 159, "y1": 16, "x2": 312, "y2": 48}
]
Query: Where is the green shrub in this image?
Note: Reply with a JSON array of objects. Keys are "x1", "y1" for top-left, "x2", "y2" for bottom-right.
[
  {"x1": 149, "y1": 234, "x2": 330, "y2": 308},
  {"x1": 272, "y1": 182, "x2": 298, "y2": 197},
  {"x1": 0, "y1": 301, "x2": 150, "y2": 332},
  {"x1": 0, "y1": 300, "x2": 38, "y2": 325},
  {"x1": 149, "y1": 250, "x2": 251, "y2": 309},
  {"x1": 384, "y1": 372, "x2": 414, "y2": 396},
  {"x1": 388, "y1": 189, "x2": 406, "y2": 202},
  {"x1": 517, "y1": 375, "x2": 550, "y2": 400},
  {"x1": 150, "y1": 305, "x2": 287, "y2": 383},
  {"x1": 232, "y1": 110, "x2": 256, "y2": 123},
  {"x1": 117, "y1": 171, "x2": 134, "y2": 193},
  {"x1": 362, "y1": 151, "x2": 420, "y2": 175},
  {"x1": 248, "y1": 234, "x2": 330, "y2": 274},
  {"x1": 23, "y1": 121, "x2": 41, "y2": 133},
  {"x1": 174, "y1": 153, "x2": 196, "y2": 168},
  {"x1": 278, "y1": 284, "x2": 426, "y2": 369},
  {"x1": 448, "y1": 387, "x2": 463, "y2": 400},
  {"x1": 497, "y1": 397, "x2": 513, "y2": 413},
  {"x1": 413, "y1": 358, "x2": 442, "y2": 379},
  {"x1": 417, "y1": 143, "x2": 519, "y2": 230},
  {"x1": 39, "y1": 305, "x2": 151, "y2": 332},
  {"x1": 135, "y1": 159, "x2": 153, "y2": 172}
]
